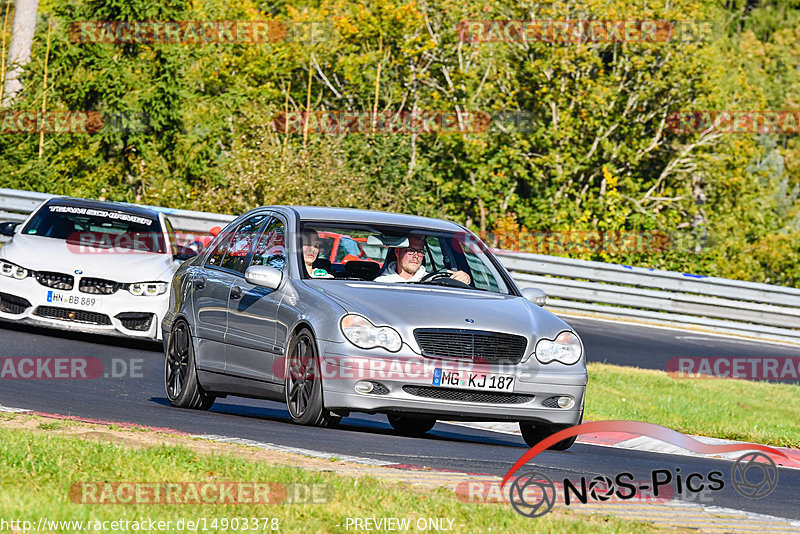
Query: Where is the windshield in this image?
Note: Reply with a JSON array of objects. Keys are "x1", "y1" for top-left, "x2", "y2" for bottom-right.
[
  {"x1": 299, "y1": 222, "x2": 510, "y2": 294},
  {"x1": 22, "y1": 203, "x2": 166, "y2": 254}
]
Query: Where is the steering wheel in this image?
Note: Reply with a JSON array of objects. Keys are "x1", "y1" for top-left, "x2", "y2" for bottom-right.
[
  {"x1": 418, "y1": 269, "x2": 453, "y2": 283},
  {"x1": 418, "y1": 269, "x2": 471, "y2": 288}
]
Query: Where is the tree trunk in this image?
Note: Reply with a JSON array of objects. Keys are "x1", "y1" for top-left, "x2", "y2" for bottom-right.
[{"x1": 2, "y1": 0, "x2": 39, "y2": 107}]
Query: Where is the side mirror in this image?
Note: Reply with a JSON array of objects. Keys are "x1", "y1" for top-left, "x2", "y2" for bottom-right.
[
  {"x1": 245, "y1": 265, "x2": 282, "y2": 290},
  {"x1": 0, "y1": 222, "x2": 19, "y2": 237},
  {"x1": 522, "y1": 287, "x2": 547, "y2": 307},
  {"x1": 173, "y1": 245, "x2": 199, "y2": 261}
]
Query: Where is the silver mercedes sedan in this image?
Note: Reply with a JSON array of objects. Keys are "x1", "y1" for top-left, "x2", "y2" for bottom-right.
[{"x1": 162, "y1": 206, "x2": 587, "y2": 449}]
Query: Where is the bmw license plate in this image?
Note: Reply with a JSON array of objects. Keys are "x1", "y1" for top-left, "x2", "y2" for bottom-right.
[
  {"x1": 46, "y1": 291, "x2": 101, "y2": 309},
  {"x1": 432, "y1": 368, "x2": 515, "y2": 392}
]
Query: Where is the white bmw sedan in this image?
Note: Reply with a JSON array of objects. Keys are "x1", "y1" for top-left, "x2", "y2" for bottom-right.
[{"x1": 0, "y1": 197, "x2": 196, "y2": 339}]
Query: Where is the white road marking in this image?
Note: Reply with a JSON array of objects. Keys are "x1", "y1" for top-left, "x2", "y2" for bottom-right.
[{"x1": 0, "y1": 405, "x2": 31, "y2": 413}]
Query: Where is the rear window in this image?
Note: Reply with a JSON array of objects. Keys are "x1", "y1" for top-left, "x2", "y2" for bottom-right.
[{"x1": 22, "y1": 203, "x2": 165, "y2": 253}]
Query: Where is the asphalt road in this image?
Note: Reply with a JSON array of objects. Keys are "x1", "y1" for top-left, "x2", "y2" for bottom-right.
[
  {"x1": 0, "y1": 319, "x2": 798, "y2": 522},
  {"x1": 568, "y1": 315, "x2": 800, "y2": 370}
]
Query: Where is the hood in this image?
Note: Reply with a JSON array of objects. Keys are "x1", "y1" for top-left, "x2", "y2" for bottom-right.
[
  {"x1": 1, "y1": 235, "x2": 177, "y2": 282},
  {"x1": 307, "y1": 280, "x2": 572, "y2": 352}
]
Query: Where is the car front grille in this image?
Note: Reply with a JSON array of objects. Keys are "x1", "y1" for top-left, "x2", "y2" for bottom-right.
[
  {"x1": 403, "y1": 385, "x2": 534, "y2": 404},
  {"x1": 0, "y1": 292, "x2": 31, "y2": 314},
  {"x1": 413, "y1": 329, "x2": 528, "y2": 365},
  {"x1": 115, "y1": 312, "x2": 153, "y2": 331},
  {"x1": 34, "y1": 271, "x2": 74, "y2": 290},
  {"x1": 79, "y1": 277, "x2": 120, "y2": 295},
  {"x1": 33, "y1": 306, "x2": 112, "y2": 325}
]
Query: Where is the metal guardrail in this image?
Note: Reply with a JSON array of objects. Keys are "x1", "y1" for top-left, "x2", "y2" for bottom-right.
[
  {"x1": 497, "y1": 251, "x2": 800, "y2": 343},
  {"x1": 1, "y1": 188, "x2": 799, "y2": 343}
]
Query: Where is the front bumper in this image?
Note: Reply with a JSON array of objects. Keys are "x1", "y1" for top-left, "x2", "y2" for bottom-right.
[
  {"x1": 318, "y1": 342, "x2": 586, "y2": 425},
  {"x1": 0, "y1": 276, "x2": 168, "y2": 340}
]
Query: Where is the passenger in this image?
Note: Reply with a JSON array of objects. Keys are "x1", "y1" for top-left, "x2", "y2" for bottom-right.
[
  {"x1": 301, "y1": 230, "x2": 332, "y2": 278},
  {"x1": 374, "y1": 235, "x2": 471, "y2": 284}
]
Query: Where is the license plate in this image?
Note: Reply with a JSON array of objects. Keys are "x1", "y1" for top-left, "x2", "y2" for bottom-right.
[
  {"x1": 432, "y1": 368, "x2": 515, "y2": 392},
  {"x1": 46, "y1": 291, "x2": 101, "y2": 309}
]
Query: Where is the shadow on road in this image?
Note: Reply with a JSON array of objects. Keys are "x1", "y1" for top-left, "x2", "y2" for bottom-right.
[
  {"x1": 0, "y1": 319, "x2": 163, "y2": 352},
  {"x1": 149, "y1": 396, "x2": 526, "y2": 448}
]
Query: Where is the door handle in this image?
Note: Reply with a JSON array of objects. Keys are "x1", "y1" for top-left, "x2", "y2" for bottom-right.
[
  {"x1": 230, "y1": 286, "x2": 242, "y2": 300},
  {"x1": 194, "y1": 276, "x2": 206, "y2": 290}
]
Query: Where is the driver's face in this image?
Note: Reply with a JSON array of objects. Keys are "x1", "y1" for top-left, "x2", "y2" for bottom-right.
[{"x1": 397, "y1": 237, "x2": 425, "y2": 276}]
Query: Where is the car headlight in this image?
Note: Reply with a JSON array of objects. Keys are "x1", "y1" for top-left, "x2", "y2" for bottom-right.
[
  {"x1": 127, "y1": 282, "x2": 168, "y2": 296},
  {"x1": 340, "y1": 314, "x2": 402, "y2": 352},
  {"x1": 535, "y1": 331, "x2": 583, "y2": 365},
  {"x1": 0, "y1": 259, "x2": 29, "y2": 280}
]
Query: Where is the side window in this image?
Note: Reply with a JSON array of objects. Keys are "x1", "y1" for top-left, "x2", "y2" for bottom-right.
[
  {"x1": 318, "y1": 236, "x2": 334, "y2": 260},
  {"x1": 336, "y1": 237, "x2": 361, "y2": 262},
  {"x1": 206, "y1": 230, "x2": 235, "y2": 267},
  {"x1": 220, "y1": 215, "x2": 267, "y2": 274},
  {"x1": 249, "y1": 217, "x2": 287, "y2": 272}
]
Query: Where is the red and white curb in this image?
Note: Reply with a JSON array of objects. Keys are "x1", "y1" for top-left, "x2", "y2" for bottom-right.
[{"x1": 443, "y1": 420, "x2": 800, "y2": 469}]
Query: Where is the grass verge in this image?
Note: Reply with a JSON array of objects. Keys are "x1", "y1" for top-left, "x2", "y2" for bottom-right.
[
  {"x1": 585, "y1": 362, "x2": 800, "y2": 448},
  {"x1": 0, "y1": 424, "x2": 662, "y2": 533}
]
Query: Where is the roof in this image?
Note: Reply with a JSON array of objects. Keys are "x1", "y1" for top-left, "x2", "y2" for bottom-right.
[
  {"x1": 46, "y1": 197, "x2": 161, "y2": 220},
  {"x1": 276, "y1": 206, "x2": 465, "y2": 232}
]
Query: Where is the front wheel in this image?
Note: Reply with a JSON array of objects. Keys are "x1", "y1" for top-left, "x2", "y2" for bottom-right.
[
  {"x1": 387, "y1": 414, "x2": 436, "y2": 436},
  {"x1": 284, "y1": 328, "x2": 340, "y2": 427},
  {"x1": 164, "y1": 320, "x2": 215, "y2": 410},
  {"x1": 519, "y1": 419, "x2": 580, "y2": 451}
]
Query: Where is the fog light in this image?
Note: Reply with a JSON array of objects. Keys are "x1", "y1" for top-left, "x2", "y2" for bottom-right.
[
  {"x1": 354, "y1": 381, "x2": 374, "y2": 394},
  {"x1": 557, "y1": 396, "x2": 575, "y2": 409}
]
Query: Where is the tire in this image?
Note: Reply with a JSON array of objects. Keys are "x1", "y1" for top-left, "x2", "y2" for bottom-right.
[
  {"x1": 284, "y1": 327, "x2": 340, "y2": 427},
  {"x1": 387, "y1": 414, "x2": 436, "y2": 436},
  {"x1": 519, "y1": 423, "x2": 577, "y2": 450},
  {"x1": 164, "y1": 320, "x2": 215, "y2": 410}
]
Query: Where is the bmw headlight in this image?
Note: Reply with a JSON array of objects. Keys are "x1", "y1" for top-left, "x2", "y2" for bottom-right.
[
  {"x1": 0, "y1": 259, "x2": 29, "y2": 280},
  {"x1": 340, "y1": 314, "x2": 402, "y2": 352},
  {"x1": 535, "y1": 331, "x2": 583, "y2": 365},
  {"x1": 127, "y1": 281, "x2": 168, "y2": 296}
]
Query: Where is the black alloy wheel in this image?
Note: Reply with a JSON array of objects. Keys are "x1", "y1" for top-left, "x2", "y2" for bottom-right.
[{"x1": 164, "y1": 320, "x2": 215, "y2": 410}]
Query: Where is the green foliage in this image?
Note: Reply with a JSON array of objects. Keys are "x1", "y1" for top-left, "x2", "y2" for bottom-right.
[{"x1": 0, "y1": 0, "x2": 798, "y2": 286}]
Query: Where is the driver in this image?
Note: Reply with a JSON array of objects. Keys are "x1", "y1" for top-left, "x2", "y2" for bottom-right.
[{"x1": 374, "y1": 236, "x2": 471, "y2": 284}]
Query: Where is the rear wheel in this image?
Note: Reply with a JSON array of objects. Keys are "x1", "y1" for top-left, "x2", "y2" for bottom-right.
[
  {"x1": 387, "y1": 414, "x2": 436, "y2": 436},
  {"x1": 164, "y1": 320, "x2": 215, "y2": 410},
  {"x1": 284, "y1": 328, "x2": 340, "y2": 428}
]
